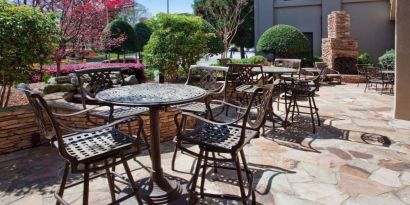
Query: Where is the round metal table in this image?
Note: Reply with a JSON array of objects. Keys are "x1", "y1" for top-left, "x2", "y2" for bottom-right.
[{"x1": 96, "y1": 83, "x2": 207, "y2": 204}]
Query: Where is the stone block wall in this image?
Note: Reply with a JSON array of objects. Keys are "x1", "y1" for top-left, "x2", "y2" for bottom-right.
[
  {"x1": 322, "y1": 11, "x2": 359, "y2": 70},
  {"x1": 0, "y1": 100, "x2": 193, "y2": 155}
]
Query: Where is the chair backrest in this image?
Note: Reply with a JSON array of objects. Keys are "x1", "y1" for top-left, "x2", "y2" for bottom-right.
[
  {"x1": 227, "y1": 64, "x2": 265, "y2": 86},
  {"x1": 76, "y1": 67, "x2": 124, "y2": 108},
  {"x1": 314, "y1": 62, "x2": 327, "y2": 70},
  {"x1": 356, "y1": 64, "x2": 371, "y2": 75},
  {"x1": 366, "y1": 66, "x2": 382, "y2": 79},
  {"x1": 247, "y1": 81, "x2": 285, "y2": 130},
  {"x1": 17, "y1": 84, "x2": 75, "y2": 162},
  {"x1": 186, "y1": 65, "x2": 229, "y2": 91}
]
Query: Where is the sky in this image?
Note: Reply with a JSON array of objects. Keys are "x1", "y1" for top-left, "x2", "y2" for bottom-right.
[{"x1": 137, "y1": 0, "x2": 194, "y2": 16}]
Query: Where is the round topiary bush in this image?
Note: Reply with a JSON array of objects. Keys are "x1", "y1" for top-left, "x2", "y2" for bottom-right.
[
  {"x1": 379, "y1": 49, "x2": 395, "y2": 69},
  {"x1": 134, "y1": 22, "x2": 152, "y2": 52},
  {"x1": 256, "y1": 24, "x2": 310, "y2": 58}
]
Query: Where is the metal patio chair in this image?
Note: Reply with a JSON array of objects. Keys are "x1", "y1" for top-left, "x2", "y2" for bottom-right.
[
  {"x1": 172, "y1": 65, "x2": 229, "y2": 171},
  {"x1": 17, "y1": 84, "x2": 143, "y2": 205},
  {"x1": 175, "y1": 87, "x2": 266, "y2": 205},
  {"x1": 75, "y1": 68, "x2": 149, "y2": 151}
]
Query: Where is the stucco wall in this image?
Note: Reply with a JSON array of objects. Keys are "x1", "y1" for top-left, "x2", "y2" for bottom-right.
[
  {"x1": 254, "y1": 0, "x2": 394, "y2": 62},
  {"x1": 394, "y1": 0, "x2": 410, "y2": 120},
  {"x1": 274, "y1": 4, "x2": 322, "y2": 55},
  {"x1": 343, "y1": 0, "x2": 395, "y2": 63}
]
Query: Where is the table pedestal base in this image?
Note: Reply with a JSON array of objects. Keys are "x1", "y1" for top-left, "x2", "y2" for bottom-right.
[{"x1": 138, "y1": 174, "x2": 181, "y2": 204}]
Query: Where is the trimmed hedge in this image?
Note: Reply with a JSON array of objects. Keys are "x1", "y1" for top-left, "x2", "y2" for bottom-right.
[{"x1": 256, "y1": 24, "x2": 310, "y2": 58}]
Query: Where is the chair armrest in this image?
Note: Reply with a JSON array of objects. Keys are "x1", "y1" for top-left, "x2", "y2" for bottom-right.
[
  {"x1": 180, "y1": 111, "x2": 244, "y2": 126},
  {"x1": 52, "y1": 105, "x2": 111, "y2": 117},
  {"x1": 57, "y1": 116, "x2": 136, "y2": 133},
  {"x1": 209, "y1": 100, "x2": 247, "y2": 110}
]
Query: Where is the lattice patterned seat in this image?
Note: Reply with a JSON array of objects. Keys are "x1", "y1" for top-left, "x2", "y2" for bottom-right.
[
  {"x1": 53, "y1": 128, "x2": 139, "y2": 163},
  {"x1": 180, "y1": 124, "x2": 258, "y2": 152},
  {"x1": 92, "y1": 106, "x2": 148, "y2": 120}
]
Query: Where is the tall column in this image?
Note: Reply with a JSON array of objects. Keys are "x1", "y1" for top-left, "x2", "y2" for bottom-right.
[
  {"x1": 254, "y1": 0, "x2": 274, "y2": 54},
  {"x1": 394, "y1": 0, "x2": 410, "y2": 120}
]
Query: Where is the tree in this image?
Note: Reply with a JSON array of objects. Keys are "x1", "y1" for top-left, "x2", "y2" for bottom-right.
[
  {"x1": 0, "y1": 0, "x2": 57, "y2": 107},
  {"x1": 134, "y1": 21, "x2": 151, "y2": 60},
  {"x1": 123, "y1": 2, "x2": 149, "y2": 25},
  {"x1": 202, "y1": 19, "x2": 224, "y2": 55},
  {"x1": 105, "y1": 19, "x2": 138, "y2": 59},
  {"x1": 256, "y1": 24, "x2": 310, "y2": 58},
  {"x1": 193, "y1": 0, "x2": 252, "y2": 58},
  {"x1": 194, "y1": 0, "x2": 254, "y2": 59},
  {"x1": 143, "y1": 14, "x2": 214, "y2": 81}
]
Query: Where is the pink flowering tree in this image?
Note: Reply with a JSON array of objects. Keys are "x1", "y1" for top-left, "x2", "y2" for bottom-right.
[{"x1": 52, "y1": 0, "x2": 126, "y2": 76}]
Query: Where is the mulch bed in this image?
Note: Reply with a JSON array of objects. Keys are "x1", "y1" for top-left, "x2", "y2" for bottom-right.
[{"x1": 3, "y1": 83, "x2": 44, "y2": 107}]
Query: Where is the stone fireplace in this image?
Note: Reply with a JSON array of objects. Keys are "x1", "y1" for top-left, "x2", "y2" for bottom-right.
[{"x1": 322, "y1": 11, "x2": 359, "y2": 74}]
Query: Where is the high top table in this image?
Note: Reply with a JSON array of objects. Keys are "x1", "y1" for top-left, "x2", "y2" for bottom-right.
[{"x1": 96, "y1": 83, "x2": 207, "y2": 204}]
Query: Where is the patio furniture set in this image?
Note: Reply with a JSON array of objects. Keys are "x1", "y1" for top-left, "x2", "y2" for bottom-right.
[
  {"x1": 356, "y1": 64, "x2": 395, "y2": 93},
  {"x1": 18, "y1": 59, "x2": 331, "y2": 205}
]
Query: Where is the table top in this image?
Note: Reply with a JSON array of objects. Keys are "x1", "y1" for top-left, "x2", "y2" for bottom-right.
[
  {"x1": 96, "y1": 83, "x2": 208, "y2": 107},
  {"x1": 256, "y1": 66, "x2": 298, "y2": 74}
]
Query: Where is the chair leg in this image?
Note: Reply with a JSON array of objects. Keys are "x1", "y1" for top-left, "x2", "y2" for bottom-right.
[
  {"x1": 233, "y1": 154, "x2": 247, "y2": 205},
  {"x1": 55, "y1": 162, "x2": 69, "y2": 205},
  {"x1": 284, "y1": 96, "x2": 292, "y2": 128},
  {"x1": 83, "y1": 165, "x2": 90, "y2": 205},
  {"x1": 212, "y1": 152, "x2": 218, "y2": 174},
  {"x1": 200, "y1": 151, "x2": 209, "y2": 198},
  {"x1": 122, "y1": 156, "x2": 143, "y2": 204},
  {"x1": 311, "y1": 96, "x2": 320, "y2": 126},
  {"x1": 291, "y1": 97, "x2": 297, "y2": 122},
  {"x1": 188, "y1": 149, "x2": 204, "y2": 204},
  {"x1": 240, "y1": 150, "x2": 256, "y2": 205},
  {"x1": 104, "y1": 161, "x2": 116, "y2": 203},
  {"x1": 308, "y1": 96, "x2": 316, "y2": 134},
  {"x1": 171, "y1": 140, "x2": 180, "y2": 171}
]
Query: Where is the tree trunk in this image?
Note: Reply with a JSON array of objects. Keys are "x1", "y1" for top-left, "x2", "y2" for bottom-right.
[
  {"x1": 56, "y1": 61, "x2": 62, "y2": 76},
  {"x1": 4, "y1": 84, "x2": 11, "y2": 107},
  {"x1": 240, "y1": 45, "x2": 245, "y2": 59},
  {"x1": 117, "y1": 53, "x2": 120, "y2": 61}
]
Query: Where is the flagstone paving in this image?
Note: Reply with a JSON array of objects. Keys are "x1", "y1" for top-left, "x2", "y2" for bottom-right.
[{"x1": 0, "y1": 84, "x2": 409, "y2": 205}]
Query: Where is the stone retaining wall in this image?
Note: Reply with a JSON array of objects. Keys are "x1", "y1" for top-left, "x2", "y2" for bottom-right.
[{"x1": 0, "y1": 98, "x2": 191, "y2": 155}]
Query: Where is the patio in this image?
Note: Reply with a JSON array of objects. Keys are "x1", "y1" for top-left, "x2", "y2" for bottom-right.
[{"x1": 1, "y1": 83, "x2": 409, "y2": 205}]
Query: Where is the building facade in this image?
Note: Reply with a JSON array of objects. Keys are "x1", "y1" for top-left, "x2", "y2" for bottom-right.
[{"x1": 254, "y1": 0, "x2": 395, "y2": 62}]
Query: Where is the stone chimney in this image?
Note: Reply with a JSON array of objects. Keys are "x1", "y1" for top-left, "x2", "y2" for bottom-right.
[{"x1": 322, "y1": 11, "x2": 359, "y2": 74}]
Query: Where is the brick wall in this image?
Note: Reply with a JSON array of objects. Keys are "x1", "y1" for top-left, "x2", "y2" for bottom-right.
[{"x1": 0, "y1": 100, "x2": 192, "y2": 155}]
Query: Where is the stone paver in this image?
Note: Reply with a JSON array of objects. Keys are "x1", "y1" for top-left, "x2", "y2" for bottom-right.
[{"x1": 0, "y1": 84, "x2": 409, "y2": 205}]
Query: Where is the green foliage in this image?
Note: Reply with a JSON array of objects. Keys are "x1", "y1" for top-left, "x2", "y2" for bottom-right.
[
  {"x1": 379, "y1": 49, "x2": 395, "y2": 69},
  {"x1": 358, "y1": 53, "x2": 372, "y2": 65},
  {"x1": 302, "y1": 55, "x2": 322, "y2": 67},
  {"x1": 106, "y1": 19, "x2": 138, "y2": 54},
  {"x1": 245, "y1": 55, "x2": 267, "y2": 65},
  {"x1": 134, "y1": 22, "x2": 152, "y2": 52},
  {"x1": 202, "y1": 19, "x2": 224, "y2": 55},
  {"x1": 256, "y1": 24, "x2": 310, "y2": 58},
  {"x1": 0, "y1": 1, "x2": 57, "y2": 84},
  {"x1": 143, "y1": 14, "x2": 216, "y2": 80}
]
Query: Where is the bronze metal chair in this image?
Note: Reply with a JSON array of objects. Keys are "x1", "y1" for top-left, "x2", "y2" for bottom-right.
[
  {"x1": 356, "y1": 64, "x2": 371, "y2": 87},
  {"x1": 284, "y1": 68, "x2": 325, "y2": 133},
  {"x1": 227, "y1": 64, "x2": 266, "y2": 105},
  {"x1": 175, "y1": 87, "x2": 266, "y2": 205},
  {"x1": 172, "y1": 65, "x2": 229, "y2": 171},
  {"x1": 17, "y1": 83, "x2": 143, "y2": 205},
  {"x1": 75, "y1": 68, "x2": 149, "y2": 150}
]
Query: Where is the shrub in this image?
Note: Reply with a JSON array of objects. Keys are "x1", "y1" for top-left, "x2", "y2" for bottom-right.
[
  {"x1": 134, "y1": 22, "x2": 152, "y2": 52},
  {"x1": 379, "y1": 49, "x2": 395, "y2": 69},
  {"x1": 245, "y1": 55, "x2": 268, "y2": 65},
  {"x1": 256, "y1": 24, "x2": 310, "y2": 58},
  {"x1": 143, "y1": 14, "x2": 216, "y2": 80},
  {"x1": 358, "y1": 53, "x2": 372, "y2": 65},
  {"x1": 0, "y1": 1, "x2": 57, "y2": 107},
  {"x1": 302, "y1": 55, "x2": 322, "y2": 67},
  {"x1": 105, "y1": 19, "x2": 138, "y2": 54}
]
